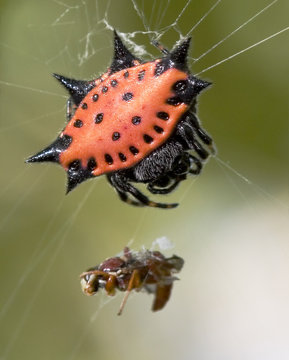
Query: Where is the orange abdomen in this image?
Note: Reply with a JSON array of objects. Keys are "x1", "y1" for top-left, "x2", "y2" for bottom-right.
[{"x1": 60, "y1": 62, "x2": 188, "y2": 176}]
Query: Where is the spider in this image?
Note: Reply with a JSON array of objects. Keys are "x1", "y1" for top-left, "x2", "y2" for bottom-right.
[
  {"x1": 27, "y1": 31, "x2": 215, "y2": 209},
  {"x1": 80, "y1": 247, "x2": 184, "y2": 315}
]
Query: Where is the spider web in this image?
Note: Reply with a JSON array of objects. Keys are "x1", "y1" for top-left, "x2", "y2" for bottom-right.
[{"x1": 0, "y1": 1, "x2": 288, "y2": 359}]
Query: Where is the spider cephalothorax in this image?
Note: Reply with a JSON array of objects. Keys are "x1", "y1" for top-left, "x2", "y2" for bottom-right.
[
  {"x1": 80, "y1": 247, "x2": 184, "y2": 315},
  {"x1": 27, "y1": 31, "x2": 214, "y2": 208}
]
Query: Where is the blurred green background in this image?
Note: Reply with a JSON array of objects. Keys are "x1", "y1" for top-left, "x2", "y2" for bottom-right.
[{"x1": 0, "y1": 0, "x2": 288, "y2": 359}]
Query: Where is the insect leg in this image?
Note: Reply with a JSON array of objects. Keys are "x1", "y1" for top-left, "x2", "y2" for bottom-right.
[
  {"x1": 80, "y1": 270, "x2": 110, "y2": 278},
  {"x1": 105, "y1": 275, "x2": 117, "y2": 296},
  {"x1": 80, "y1": 270, "x2": 111, "y2": 296},
  {"x1": 118, "y1": 269, "x2": 142, "y2": 316}
]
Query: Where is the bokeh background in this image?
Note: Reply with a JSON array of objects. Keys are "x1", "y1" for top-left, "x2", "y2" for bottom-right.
[{"x1": 0, "y1": 0, "x2": 288, "y2": 359}]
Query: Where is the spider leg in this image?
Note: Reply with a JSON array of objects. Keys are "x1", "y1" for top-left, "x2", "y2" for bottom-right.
[
  {"x1": 125, "y1": 181, "x2": 178, "y2": 209},
  {"x1": 147, "y1": 176, "x2": 184, "y2": 194},
  {"x1": 108, "y1": 173, "x2": 178, "y2": 209},
  {"x1": 188, "y1": 154, "x2": 202, "y2": 175},
  {"x1": 148, "y1": 151, "x2": 202, "y2": 195},
  {"x1": 115, "y1": 188, "x2": 145, "y2": 207},
  {"x1": 106, "y1": 175, "x2": 144, "y2": 207},
  {"x1": 177, "y1": 122, "x2": 209, "y2": 160},
  {"x1": 173, "y1": 152, "x2": 202, "y2": 175},
  {"x1": 186, "y1": 112, "x2": 216, "y2": 154}
]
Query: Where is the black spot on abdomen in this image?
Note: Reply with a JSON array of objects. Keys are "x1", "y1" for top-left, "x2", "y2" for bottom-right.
[
  {"x1": 73, "y1": 119, "x2": 83, "y2": 128},
  {"x1": 129, "y1": 146, "x2": 139, "y2": 155},
  {"x1": 132, "y1": 116, "x2": 141, "y2": 125},
  {"x1": 166, "y1": 97, "x2": 182, "y2": 106},
  {"x1": 104, "y1": 154, "x2": 113, "y2": 164},
  {"x1": 143, "y1": 134, "x2": 154, "y2": 144},
  {"x1": 118, "y1": 153, "x2": 127, "y2": 162},
  {"x1": 157, "y1": 111, "x2": 169, "y2": 120},
  {"x1": 95, "y1": 113, "x2": 104, "y2": 124},
  {"x1": 154, "y1": 125, "x2": 164, "y2": 133},
  {"x1": 112, "y1": 132, "x2": 121, "y2": 141},
  {"x1": 92, "y1": 94, "x2": 99, "y2": 102},
  {"x1": 138, "y1": 70, "x2": 145, "y2": 81},
  {"x1": 122, "y1": 92, "x2": 133, "y2": 101},
  {"x1": 87, "y1": 157, "x2": 97, "y2": 171}
]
